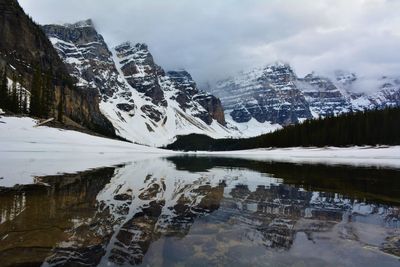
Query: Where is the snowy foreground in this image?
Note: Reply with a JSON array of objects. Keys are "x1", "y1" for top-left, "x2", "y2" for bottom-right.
[{"x1": 0, "y1": 116, "x2": 399, "y2": 186}]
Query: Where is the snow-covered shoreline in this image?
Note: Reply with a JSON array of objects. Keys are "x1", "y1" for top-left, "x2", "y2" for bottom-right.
[
  {"x1": 1, "y1": 116, "x2": 399, "y2": 187},
  {"x1": 196, "y1": 146, "x2": 400, "y2": 168}
]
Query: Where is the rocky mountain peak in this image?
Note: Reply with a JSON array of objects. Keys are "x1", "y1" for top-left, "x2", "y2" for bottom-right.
[
  {"x1": 264, "y1": 61, "x2": 293, "y2": 72},
  {"x1": 43, "y1": 22, "x2": 123, "y2": 98},
  {"x1": 167, "y1": 70, "x2": 196, "y2": 93},
  {"x1": 114, "y1": 42, "x2": 158, "y2": 76},
  {"x1": 167, "y1": 69, "x2": 193, "y2": 80},
  {"x1": 214, "y1": 62, "x2": 400, "y2": 133},
  {"x1": 44, "y1": 20, "x2": 229, "y2": 145},
  {"x1": 45, "y1": 19, "x2": 103, "y2": 46},
  {"x1": 64, "y1": 19, "x2": 94, "y2": 29},
  {"x1": 0, "y1": 2, "x2": 115, "y2": 136},
  {"x1": 334, "y1": 70, "x2": 357, "y2": 85},
  {"x1": 260, "y1": 62, "x2": 297, "y2": 84},
  {"x1": 214, "y1": 62, "x2": 311, "y2": 126},
  {"x1": 114, "y1": 41, "x2": 165, "y2": 106},
  {"x1": 302, "y1": 72, "x2": 338, "y2": 91},
  {"x1": 166, "y1": 69, "x2": 226, "y2": 125},
  {"x1": 115, "y1": 42, "x2": 148, "y2": 51}
]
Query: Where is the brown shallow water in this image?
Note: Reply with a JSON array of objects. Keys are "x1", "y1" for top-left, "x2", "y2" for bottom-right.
[{"x1": 0, "y1": 156, "x2": 399, "y2": 266}]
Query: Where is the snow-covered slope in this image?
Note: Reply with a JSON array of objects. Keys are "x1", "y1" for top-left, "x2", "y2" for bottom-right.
[
  {"x1": 1, "y1": 115, "x2": 399, "y2": 188},
  {"x1": 213, "y1": 63, "x2": 400, "y2": 136},
  {"x1": 43, "y1": 20, "x2": 233, "y2": 146},
  {"x1": 0, "y1": 116, "x2": 172, "y2": 186}
]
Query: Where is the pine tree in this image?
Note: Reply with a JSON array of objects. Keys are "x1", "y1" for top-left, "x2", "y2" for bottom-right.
[
  {"x1": 17, "y1": 77, "x2": 24, "y2": 113},
  {"x1": 22, "y1": 91, "x2": 28, "y2": 114},
  {"x1": 41, "y1": 71, "x2": 54, "y2": 118},
  {"x1": 30, "y1": 67, "x2": 42, "y2": 117},
  {"x1": 10, "y1": 75, "x2": 19, "y2": 113},
  {"x1": 57, "y1": 86, "x2": 64, "y2": 123},
  {"x1": 0, "y1": 68, "x2": 8, "y2": 110}
]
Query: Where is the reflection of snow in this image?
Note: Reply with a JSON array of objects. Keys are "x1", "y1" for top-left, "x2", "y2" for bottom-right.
[
  {"x1": 352, "y1": 202, "x2": 375, "y2": 215},
  {"x1": 1, "y1": 116, "x2": 400, "y2": 188},
  {"x1": 0, "y1": 192, "x2": 26, "y2": 224}
]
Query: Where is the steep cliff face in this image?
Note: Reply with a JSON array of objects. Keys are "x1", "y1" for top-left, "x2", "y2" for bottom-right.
[
  {"x1": 213, "y1": 63, "x2": 400, "y2": 135},
  {"x1": 44, "y1": 20, "x2": 123, "y2": 99},
  {"x1": 214, "y1": 63, "x2": 312, "y2": 127},
  {"x1": 167, "y1": 70, "x2": 225, "y2": 125},
  {"x1": 114, "y1": 42, "x2": 166, "y2": 107},
  {"x1": 0, "y1": 0, "x2": 115, "y2": 136},
  {"x1": 298, "y1": 72, "x2": 351, "y2": 117},
  {"x1": 44, "y1": 21, "x2": 230, "y2": 146}
]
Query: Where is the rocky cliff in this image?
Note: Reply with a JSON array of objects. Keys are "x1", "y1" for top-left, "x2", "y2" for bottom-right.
[
  {"x1": 0, "y1": 0, "x2": 115, "y2": 137},
  {"x1": 213, "y1": 63, "x2": 400, "y2": 135},
  {"x1": 43, "y1": 21, "x2": 229, "y2": 146},
  {"x1": 215, "y1": 63, "x2": 312, "y2": 126}
]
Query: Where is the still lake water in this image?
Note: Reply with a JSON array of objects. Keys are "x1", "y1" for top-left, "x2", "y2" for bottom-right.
[{"x1": 0, "y1": 156, "x2": 399, "y2": 266}]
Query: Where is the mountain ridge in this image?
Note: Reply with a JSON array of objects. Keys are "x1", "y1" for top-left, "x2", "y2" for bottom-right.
[
  {"x1": 0, "y1": 1, "x2": 116, "y2": 137},
  {"x1": 43, "y1": 20, "x2": 232, "y2": 146},
  {"x1": 212, "y1": 62, "x2": 400, "y2": 135}
]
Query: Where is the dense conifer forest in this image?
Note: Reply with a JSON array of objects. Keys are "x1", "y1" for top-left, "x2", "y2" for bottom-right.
[
  {"x1": 0, "y1": 66, "x2": 73, "y2": 122},
  {"x1": 166, "y1": 107, "x2": 400, "y2": 151},
  {"x1": 0, "y1": 67, "x2": 56, "y2": 118}
]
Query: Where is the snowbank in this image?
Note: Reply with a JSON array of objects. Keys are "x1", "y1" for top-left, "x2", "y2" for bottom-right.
[
  {"x1": 0, "y1": 116, "x2": 173, "y2": 186},
  {"x1": 194, "y1": 146, "x2": 400, "y2": 168},
  {"x1": 0, "y1": 116, "x2": 167, "y2": 154},
  {"x1": 0, "y1": 116, "x2": 399, "y2": 187}
]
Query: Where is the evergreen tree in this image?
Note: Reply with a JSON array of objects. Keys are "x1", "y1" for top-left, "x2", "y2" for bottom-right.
[
  {"x1": 10, "y1": 75, "x2": 19, "y2": 113},
  {"x1": 57, "y1": 86, "x2": 64, "y2": 122},
  {"x1": 41, "y1": 71, "x2": 54, "y2": 118},
  {"x1": 22, "y1": 91, "x2": 28, "y2": 114},
  {"x1": 17, "y1": 77, "x2": 24, "y2": 113},
  {"x1": 30, "y1": 67, "x2": 42, "y2": 117},
  {"x1": 0, "y1": 69, "x2": 8, "y2": 110},
  {"x1": 166, "y1": 107, "x2": 400, "y2": 151}
]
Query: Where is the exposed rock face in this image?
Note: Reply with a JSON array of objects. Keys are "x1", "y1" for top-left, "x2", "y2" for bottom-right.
[
  {"x1": 213, "y1": 63, "x2": 400, "y2": 132},
  {"x1": 44, "y1": 20, "x2": 125, "y2": 100},
  {"x1": 194, "y1": 93, "x2": 226, "y2": 125},
  {"x1": 115, "y1": 42, "x2": 166, "y2": 107},
  {"x1": 55, "y1": 85, "x2": 116, "y2": 136},
  {"x1": 299, "y1": 72, "x2": 351, "y2": 117},
  {"x1": 0, "y1": 1, "x2": 115, "y2": 137},
  {"x1": 168, "y1": 70, "x2": 226, "y2": 125},
  {"x1": 43, "y1": 21, "x2": 229, "y2": 146},
  {"x1": 214, "y1": 63, "x2": 312, "y2": 125}
]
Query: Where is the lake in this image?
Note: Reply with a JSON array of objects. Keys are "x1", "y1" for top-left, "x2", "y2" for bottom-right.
[{"x1": 0, "y1": 156, "x2": 399, "y2": 266}]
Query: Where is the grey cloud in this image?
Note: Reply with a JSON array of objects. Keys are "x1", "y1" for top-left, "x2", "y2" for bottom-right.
[{"x1": 19, "y1": 0, "x2": 400, "y2": 87}]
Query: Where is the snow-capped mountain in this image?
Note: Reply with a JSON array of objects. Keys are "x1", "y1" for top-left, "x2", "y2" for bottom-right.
[
  {"x1": 0, "y1": 2, "x2": 116, "y2": 136},
  {"x1": 43, "y1": 20, "x2": 231, "y2": 146},
  {"x1": 215, "y1": 63, "x2": 311, "y2": 125},
  {"x1": 41, "y1": 19, "x2": 400, "y2": 141},
  {"x1": 213, "y1": 63, "x2": 400, "y2": 135}
]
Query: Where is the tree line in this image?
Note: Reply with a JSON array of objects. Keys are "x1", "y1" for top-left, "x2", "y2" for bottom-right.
[
  {"x1": 0, "y1": 66, "x2": 54, "y2": 118},
  {"x1": 166, "y1": 107, "x2": 400, "y2": 151}
]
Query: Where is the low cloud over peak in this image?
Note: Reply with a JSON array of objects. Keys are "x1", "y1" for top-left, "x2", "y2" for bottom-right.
[{"x1": 19, "y1": 0, "x2": 400, "y2": 85}]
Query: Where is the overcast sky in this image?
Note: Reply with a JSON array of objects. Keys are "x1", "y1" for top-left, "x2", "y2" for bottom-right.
[{"x1": 19, "y1": 0, "x2": 400, "y2": 85}]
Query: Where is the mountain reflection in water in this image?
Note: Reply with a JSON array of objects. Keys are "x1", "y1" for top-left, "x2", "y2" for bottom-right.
[{"x1": 0, "y1": 157, "x2": 399, "y2": 267}]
